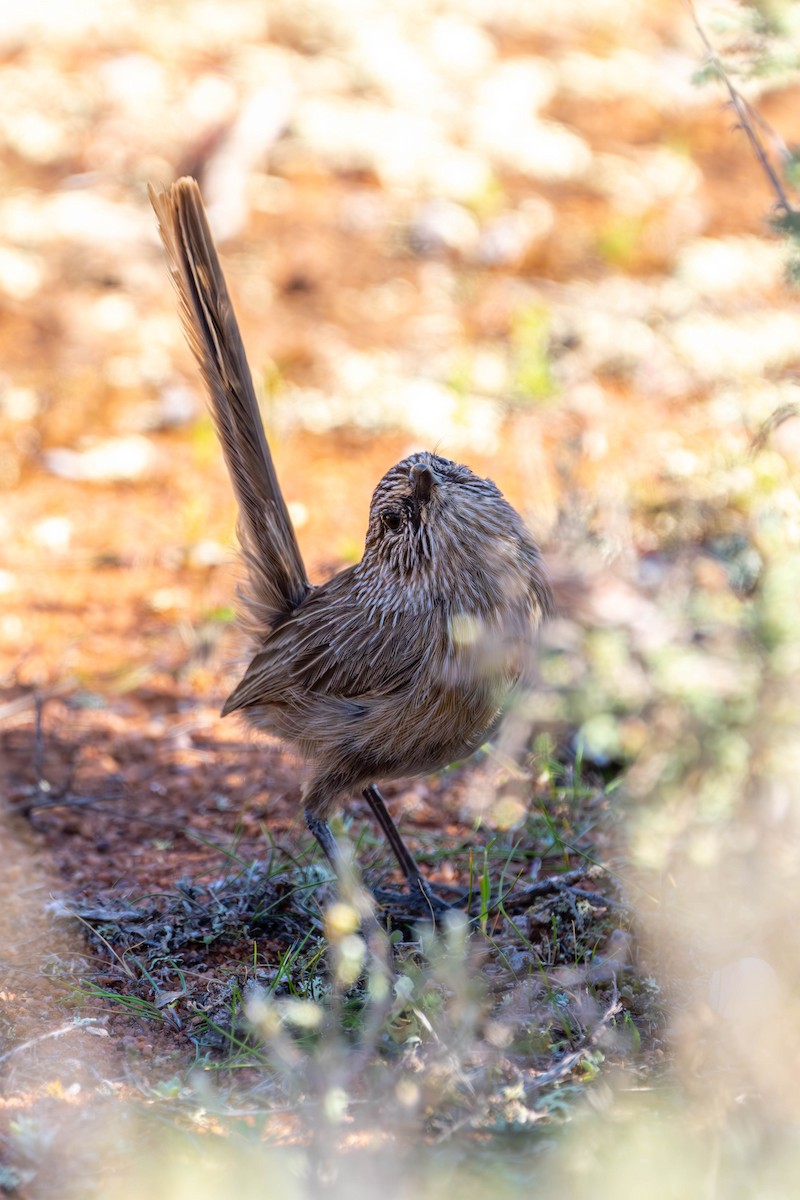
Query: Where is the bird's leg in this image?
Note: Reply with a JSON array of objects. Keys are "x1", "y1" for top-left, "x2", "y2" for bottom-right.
[
  {"x1": 304, "y1": 809, "x2": 341, "y2": 873},
  {"x1": 305, "y1": 794, "x2": 451, "y2": 920},
  {"x1": 304, "y1": 807, "x2": 390, "y2": 955},
  {"x1": 362, "y1": 784, "x2": 450, "y2": 912},
  {"x1": 362, "y1": 785, "x2": 423, "y2": 885}
]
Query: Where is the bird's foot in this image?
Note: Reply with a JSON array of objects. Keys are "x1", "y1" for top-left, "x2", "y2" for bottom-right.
[{"x1": 370, "y1": 876, "x2": 459, "y2": 926}]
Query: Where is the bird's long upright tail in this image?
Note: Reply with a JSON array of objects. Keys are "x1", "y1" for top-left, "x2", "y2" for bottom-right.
[{"x1": 150, "y1": 177, "x2": 309, "y2": 633}]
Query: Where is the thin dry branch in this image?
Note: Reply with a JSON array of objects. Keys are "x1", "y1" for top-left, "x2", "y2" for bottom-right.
[
  {"x1": 684, "y1": 0, "x2": 797, "y2": 215},
  {"x1": 0, "y1": 1018, "x2": 106, "y2": 1065}
]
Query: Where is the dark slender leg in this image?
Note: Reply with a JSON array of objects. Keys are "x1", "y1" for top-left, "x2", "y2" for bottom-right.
[
  {"x1": 305, "y1": 808, "x2": 389, "y2": 956},
  {"x1": 305, "y1": 809, "x2": 340, "y2": 872},
  {"x1": 307, "y1": 794, "x2": 423, "y2": 890},
  {"x1": 362, "y1": 784, "x2": 449, "y2": 911},
  {"x1": 305, "y1": 793, "x2": 451, "y2": 920}
]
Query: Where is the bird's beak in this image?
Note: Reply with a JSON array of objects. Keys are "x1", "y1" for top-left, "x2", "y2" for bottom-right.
[{"x1": 409, "y1": 462, "x2": 437, "y2": 503}]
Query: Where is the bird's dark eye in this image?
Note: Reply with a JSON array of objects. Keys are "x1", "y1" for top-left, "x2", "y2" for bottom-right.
[{"x1": 382, "y1": 510, "x2": 403, "y2": 533}]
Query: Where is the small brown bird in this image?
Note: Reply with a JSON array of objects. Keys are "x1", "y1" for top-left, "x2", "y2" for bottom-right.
[{"x1": 151, "y1": 178, "x2": 552, "y2": 909}]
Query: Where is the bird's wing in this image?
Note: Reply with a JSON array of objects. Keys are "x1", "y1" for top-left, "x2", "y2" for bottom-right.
[{"x1": 222, "y1": 570, "x2": 432, "y2": 715}]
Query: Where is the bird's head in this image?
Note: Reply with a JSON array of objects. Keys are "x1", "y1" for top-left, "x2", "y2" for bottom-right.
[{"x1": 360, "y1": 450, "x2": 550, "y2": 623}]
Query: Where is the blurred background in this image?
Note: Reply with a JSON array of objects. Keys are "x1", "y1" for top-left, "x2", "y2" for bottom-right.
[
  {"x1": 3, "y1": 0, "x2": 800, "y2": 1196},
  {"x1": 0, "y1": 0, "x2": 797, "y2": 681}
]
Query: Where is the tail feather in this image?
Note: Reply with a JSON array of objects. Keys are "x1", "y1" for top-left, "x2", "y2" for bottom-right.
[{"x1": 150, "y1": 178, "x2": 309, "y2": 632}]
